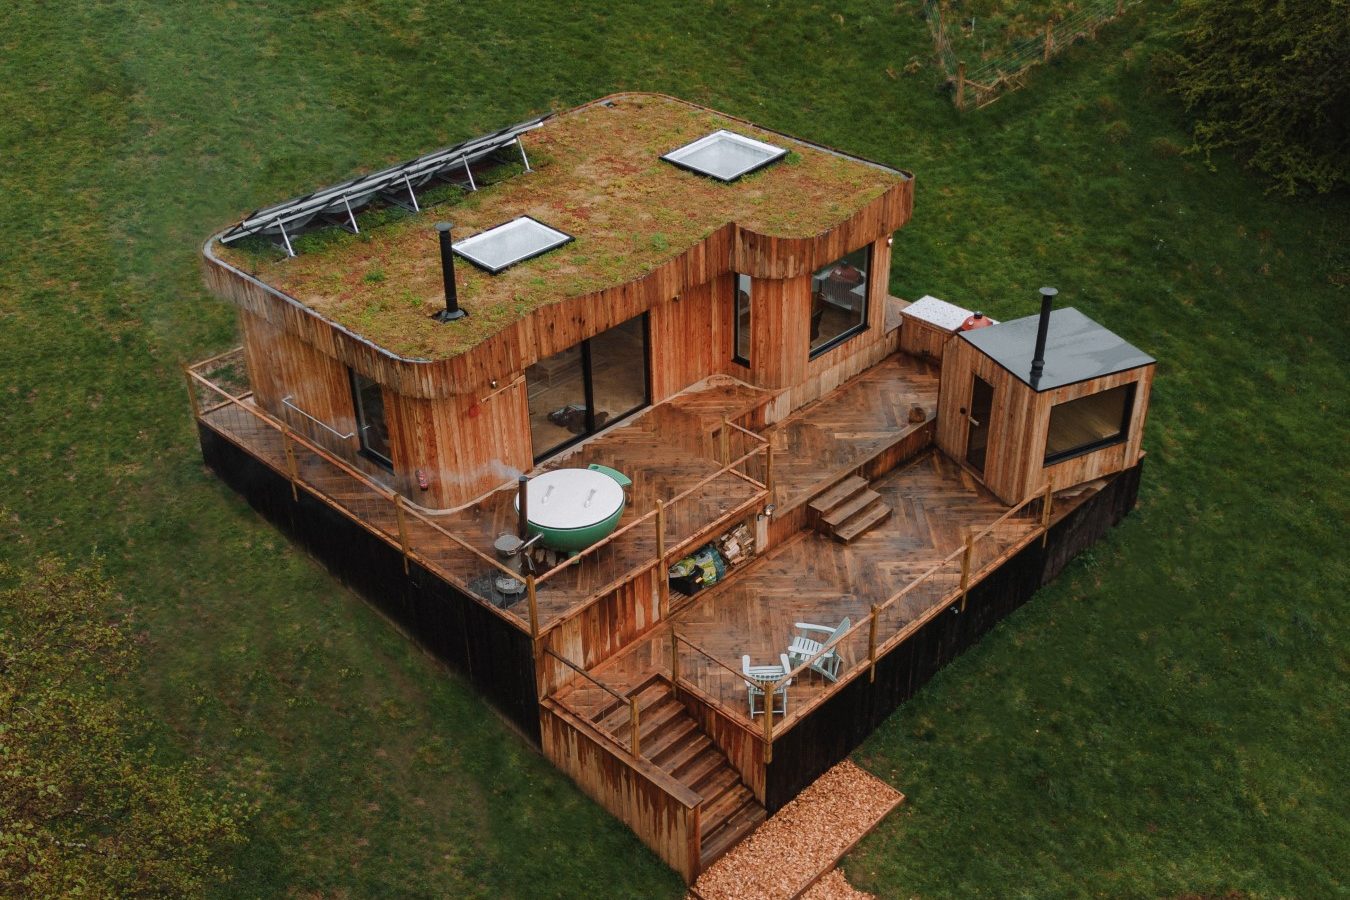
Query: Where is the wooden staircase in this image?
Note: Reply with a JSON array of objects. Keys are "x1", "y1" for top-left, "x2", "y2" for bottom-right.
[
  {"x1": 808, "y1": 475, "x2": 893, "y2": 543},
  {"x1": 593, "y1": 680, "x2": 766, "y2": 869}
]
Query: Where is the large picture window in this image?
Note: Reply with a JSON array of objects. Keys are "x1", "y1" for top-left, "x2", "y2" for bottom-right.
[
  {"x1": 350, "y1": 370, "x2": 393, "y2": 470},
  {"x1": 809, "y1": 246, "x2": 870, "y2": 357},
  {"x1": 733, "y1": 273, "x2": 751, "y2": 366},
  {"x1": 1044, "y1": 383, "x2": 1136, "y2": 465}
]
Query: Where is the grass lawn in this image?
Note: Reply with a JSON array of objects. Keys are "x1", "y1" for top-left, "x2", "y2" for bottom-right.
[{"x1": 0, "y1": 1, "x2": 1344, "y2": 897}]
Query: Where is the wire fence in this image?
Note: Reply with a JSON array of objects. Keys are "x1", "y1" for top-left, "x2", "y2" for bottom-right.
[{"x1": 923, "y1": 0, "x2": 1142, "y2": 109}]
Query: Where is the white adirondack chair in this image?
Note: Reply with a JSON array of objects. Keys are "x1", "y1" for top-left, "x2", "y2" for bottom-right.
[
  {"x1": 786, "y1": 617, "x2": 850, "y2": 682},
  {"x1": 741, "y1": 653, "x2": 791, "y2": 718}
]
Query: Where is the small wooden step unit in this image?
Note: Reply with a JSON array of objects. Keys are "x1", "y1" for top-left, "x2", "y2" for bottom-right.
[
  {"x1": 808, "y1": 475, "x2": 894, "y2": 543},
  {"x1": 592, "y1": 680, "x2": 766, "y2": 870}
]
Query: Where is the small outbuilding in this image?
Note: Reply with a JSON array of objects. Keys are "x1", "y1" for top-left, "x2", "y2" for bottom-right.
[{"x1": 935, "y1": 291, "x2": 1155, "y2": 505}]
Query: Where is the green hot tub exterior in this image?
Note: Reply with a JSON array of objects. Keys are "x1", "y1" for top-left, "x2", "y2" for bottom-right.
[{"x1": 523, "y1": 499, "x2": 626, "y2": 553}]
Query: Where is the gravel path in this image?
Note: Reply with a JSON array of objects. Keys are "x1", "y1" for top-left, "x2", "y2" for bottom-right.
[{"x1": 690, "y1": 760, "x2": 902, "y2": 900}]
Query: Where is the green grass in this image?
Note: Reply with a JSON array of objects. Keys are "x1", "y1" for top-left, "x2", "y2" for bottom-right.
[{"x1": 0, "y1": 1, "x2": 1344, "y2": 897}]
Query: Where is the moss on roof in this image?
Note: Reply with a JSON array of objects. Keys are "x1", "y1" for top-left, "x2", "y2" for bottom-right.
[{"x1": 215, "y1": 94, "x2": 904, "y2": 361}]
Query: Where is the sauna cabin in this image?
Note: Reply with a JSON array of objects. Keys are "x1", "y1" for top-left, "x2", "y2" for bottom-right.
[
  {"x1": 203, "y1": 93, "x2": 912, "y2": 510},
  {"x1": 935, "y1": 291, "x2": 1155, "y2": 505}
]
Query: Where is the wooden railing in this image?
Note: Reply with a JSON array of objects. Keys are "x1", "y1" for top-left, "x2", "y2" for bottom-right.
[{"x1": 665, "y1": 483, "x2": 1054, "y2": 760}]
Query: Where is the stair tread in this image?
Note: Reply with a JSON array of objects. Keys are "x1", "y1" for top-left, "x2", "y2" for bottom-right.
[
  {"x1": 677, "y1": 749, "x2": 727, "y2": 789},
  {"x1": 833, "y1": 502, "x2": 894, "y2": 543},
  {"x1": 700, "y1": 800, "x2": 767, "y2": 866},
  {"x1": 699, "y1": 780, "x2": 751, "y2": 831},
  {"x1": 655, "y1": 733, "x2": 712, "y2": 772},
  {"x1": 643, "y1": 719, "x2": 700, "y2": 761},
  {"x1": 694, "y1": 766, "x2": 740, "y2": 806},
  {"x1": 808, "y1": 476, "x2": 869, "y2": 516},
  {"x1": 820, "y1": 488, "x2": 882, "y2": 528}
]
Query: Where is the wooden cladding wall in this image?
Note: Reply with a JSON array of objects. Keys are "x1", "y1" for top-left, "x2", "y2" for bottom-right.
[
  {"x1": 540, "y1": 701, "x2": 702, "y2": 883},
  {"x1": 383, "y1": 379, "x2": 533, "y2": 509},
  {"x1": 648, "y1": 275, "x2": 733, "y2": 403},
  {"x1": 936, "y1": 335, "x2": 1154, "y2": 504},
  {"x1": 539, "y1": 569, "x2": 661, "y2": 696},
  {"x1": 898, "y1": 316, "x2": 954, "y2": 362},
  {"x1": 202, "y1": 176, "x2": 911, "y2": 401}
]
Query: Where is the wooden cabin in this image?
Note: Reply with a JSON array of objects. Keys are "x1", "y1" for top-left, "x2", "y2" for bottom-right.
[
  {"x1": 203, "y1": 93, "x2": 911, "y2": 510},
  {"x1": 190, "y1": 93, "x2": 1155, "y2": 884},
  {"x1": 935, "y1": 297, "x2": 1155, "y2": 504}
]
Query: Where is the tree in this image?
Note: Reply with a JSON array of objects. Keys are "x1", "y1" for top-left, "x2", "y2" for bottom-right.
[
  {"x1": 0, "y1": 558, "x2": 248, "y2": 897},
  {"x1": 1170, "y1": 0, "x2": 1350, "y2": 195}
]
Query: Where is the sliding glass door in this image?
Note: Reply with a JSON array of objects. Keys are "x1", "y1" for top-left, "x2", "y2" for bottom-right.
[{"x1": 525, "y1": 313, "x2": 649, "y2": 461}]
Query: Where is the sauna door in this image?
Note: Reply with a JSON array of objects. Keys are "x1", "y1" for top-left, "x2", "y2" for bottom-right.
[{"x1": 964, "y1": 375, "x2": 993, "y2": 474}]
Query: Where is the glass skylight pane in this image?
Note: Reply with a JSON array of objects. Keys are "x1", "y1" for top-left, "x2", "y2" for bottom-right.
[
  {"x1": 452, "y1": 216, "x2": 573, "y2": 274},
  {"x1": 662, "y1": 130, "x2": 788, "y2": 182}
]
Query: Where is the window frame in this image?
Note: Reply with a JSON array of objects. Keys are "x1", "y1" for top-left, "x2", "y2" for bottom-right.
[
  {"x1": 349, "y1": 369, "x2": 394, "y2": 471},
  {"x1": 732, "y1": 273, "x2": 752, "y2": 367},
  {"x1": 808, "y1": 245, "x2": 872, "y2": 360},
  {"x1": 1042, "y1": 382, "x2": 1137, "y2": 467}
]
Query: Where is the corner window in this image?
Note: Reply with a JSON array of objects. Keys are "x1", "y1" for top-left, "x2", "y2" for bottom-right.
[
  {"x1": 1044, "y1": 383, "x2": 1136, "y2": 465},
  {"x1": 350, "y1": 370, "x2": 393, "y2": 470},
  {"x1": 809, "y1": 246, "x2": 870, "y2": 357},
  {"x1": 733, "y1": 274, "x2": 751, "y2": 366}
]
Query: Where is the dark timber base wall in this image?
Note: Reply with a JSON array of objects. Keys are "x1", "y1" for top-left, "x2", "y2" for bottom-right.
[
  {"x1": 199, "y1": 424, "x2": 541, "y2": 743},
  {"x1": 764, "y1": 460, "x2": 1143, "y2": 811}
]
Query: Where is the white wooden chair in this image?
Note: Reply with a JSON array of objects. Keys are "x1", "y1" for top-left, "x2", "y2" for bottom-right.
[
  {"x1": 741, "y1": 653, "x2": 791, "y2": 718},
  {"x1": 786, "y1": 617, "x2": 850, "y2": 682}
]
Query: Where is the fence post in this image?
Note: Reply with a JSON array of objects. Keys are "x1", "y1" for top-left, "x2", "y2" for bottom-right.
[
  {"x1": 959, "y1": 529, "x2": 974, "y2": 612},
  {"x1": 526, "y1": 573, "x2": 540, "y2": 642},
  {"x1": 720, "y1": 417, "x2": 731, "y2": 467},
  {"x1": 393, "y1": 495, "x2": 412, "y2": 575},
  {"x1": 181, "y1": 365, "x2": 201, "y2": 420},
  {"x1": 765, "y1": 441, "x2": 775, "y2": 503},
  {"x1": 629, "y1": 696, "x2": 641, "y2": 758},
  {"x1": 1043, "y1": 20, "x2": 1054, "y2": 62},
  {"x1": 670, "y1": 630, "x2": 680, "y2": 684},
  {"x1": 1115, "y1": 0, "x2": 1124, "y2": 15},
  {"x1": 656, "y1": 500, "x2": 669, "y2": 618},
  {"x1": 1040, "y1": 480, "x2": 1055, "y2": 548},
  {"x1": 281, "y1": 425, "x2": 300, "y2": 502},
  {"x1": 762, "y1": 683, "x2": 775, "y2": 763},
  {"x1": 868, "y1": 605, "x2": 879, "y2": 683},
  {"x1": 956, "y1": 61, "x2": 967, "y2": 110}
]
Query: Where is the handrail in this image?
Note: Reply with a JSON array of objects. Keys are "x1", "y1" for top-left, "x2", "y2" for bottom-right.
[
  {"x1": 674, "y1": 632, "x2": 754, "y2": 687},
  {"x1": 281, "y1": 395, "x2": 356, "y2": 440},
  {"x1": 187, "y1": 345, "x2": 246, "y2": 372},
  {"x1": 543, "y1": 648, "x2": 627, "y2": 707}
]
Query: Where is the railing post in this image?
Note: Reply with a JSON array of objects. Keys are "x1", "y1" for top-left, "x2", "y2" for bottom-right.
[
  {"x1": 720, "y1": 417, "x2": 731, "y2": 467},
  {"x1": 670, "y1": 630, "x2": 680, "y2": 684},
  {"x1": 629, "y1": 696, "x2": 641, "y2": 758},
  {"x1": 1040, "y1": 481, "x2": 1054, "y2": 548},
  {"x1": 765, "y1": 441, "x2": 775, "y2": 503},
  {"x1": 656, "y1": 499, "x2": 669, "y2": 619},
  {"x1": 956, "y1": 60, "x2": 967, "y2": 110},
  {"x1": 394, "y1": 495, "x2": 412, "y2": 575},
  {"x1": 281, "y1": 424, "x2": 300, "y2": 502},
  {"x1": 868, "y1": 604, "x2": 879, "y2": 683},
  {"x1": 762, "y1": 680, "x2": 775, "y2": 763},
  {"x1": 959, "y1": 529, "x2": 974, "y2": 612},
  {"x1": 526, "y1": 574, "x2": 540, "y2": 641},
  {"x1": 181, "y1": 365, "x2": 201, "y2": 421}
]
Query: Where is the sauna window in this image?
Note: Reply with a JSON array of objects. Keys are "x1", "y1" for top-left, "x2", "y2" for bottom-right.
[
  {"x1": 350, "y1": 370, "x2": 393, "y2": 470},
  {"x1": 1044, "y1": 383, "x2": 1136, "y2": 465},
  {"x1": 733, "y1": 274, "x2": 751, "y2": 366},
  {"x1": 809, "y1": 245, "x2": 870, "y2": 358}
]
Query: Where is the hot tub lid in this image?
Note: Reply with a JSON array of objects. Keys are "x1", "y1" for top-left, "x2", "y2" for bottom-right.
[{"x1": 516, "y1": 468, "x2": 625, "y2": 530}]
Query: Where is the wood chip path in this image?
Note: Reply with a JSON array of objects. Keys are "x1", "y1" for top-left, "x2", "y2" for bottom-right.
[{"x1": 689, "y1": 761, "x2": 901, "y2": 900}]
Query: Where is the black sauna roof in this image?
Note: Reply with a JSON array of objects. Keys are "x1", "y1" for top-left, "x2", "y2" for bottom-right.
[{"x1": 960, "y1": 307, "x2": 1155, "y2": 392}]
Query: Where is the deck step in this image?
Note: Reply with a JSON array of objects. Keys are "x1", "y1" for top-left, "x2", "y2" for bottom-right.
[
  {"x1": 820, "y1": 488, "x2": 882, "y2": 529},
  {"x1": 832, "y1": 500, "x2": 894, "y2": 543},
  {"x1": 699, "y1": 786, "x2": 766, "y2": 867},
  {"x1": 807, "y1": 475, "x2": 868, "y2": 517}
]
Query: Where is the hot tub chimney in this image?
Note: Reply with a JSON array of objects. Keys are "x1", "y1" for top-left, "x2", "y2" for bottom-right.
[
  {"x1": 517, "y1": 475, "x2": 530, "y2": 541},
  {"x1": 432, "y1": 222, "x2": 467, "y2": 322},
  {"x1": 1030, "y1": 286, "x2": 1057, "y2": 383}
]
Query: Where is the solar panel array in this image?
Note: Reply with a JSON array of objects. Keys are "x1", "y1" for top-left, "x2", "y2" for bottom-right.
[{"x1": 219, "y1": 113, "x2": 550, "y2": 255}]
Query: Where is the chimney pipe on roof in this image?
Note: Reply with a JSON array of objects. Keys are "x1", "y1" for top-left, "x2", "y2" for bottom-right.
[
  {"x1": 1030, "y1": 286, "x2": 1057, "y2": 382},
  {"x1": 432, "y1": 222, "x2": 467, "y2": 322}
]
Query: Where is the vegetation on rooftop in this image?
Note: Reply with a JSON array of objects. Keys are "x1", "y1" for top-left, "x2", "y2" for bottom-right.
[
  {"x1": 0, "y1": 0, "x2": 1344, "y2": 896},
  {"x1": 216, "y1": 95, "x2": 899, "y2": 360}
]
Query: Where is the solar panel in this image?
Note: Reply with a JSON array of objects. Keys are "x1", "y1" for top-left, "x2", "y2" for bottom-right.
[
  {"x1": 661, "y1": 129, "x2": 787, "y2": 182},
  {"x1": 452, "y1": 216, "x2": 573, "y2": 274},
  {"x1": 219, "y1": 113, "x2": 549, "y2": 254}
]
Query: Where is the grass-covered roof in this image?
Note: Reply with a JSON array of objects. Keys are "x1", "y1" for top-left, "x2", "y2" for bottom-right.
[{"x1": 214, "y1": 93, "x2": 904, "y2": 360}]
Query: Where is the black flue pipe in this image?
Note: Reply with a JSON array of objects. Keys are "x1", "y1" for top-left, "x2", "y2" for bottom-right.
[
  {"x1": 433, "y1": 222, "x2": 467, "y2": 322},
  {"x1": 517, "y1": 475, "x2": 529, "y2": 541},
  {"x1": 1030, "y1": 286, "x2": 1057, "y2": 381}
]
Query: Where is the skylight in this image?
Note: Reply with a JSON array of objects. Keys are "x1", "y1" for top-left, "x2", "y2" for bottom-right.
[
  {"x1": 661, "y1": 130, "x2": 788, "y2": 182},
  {"x1": 452, "y1": 216, "x2": 573, "y2": 274}
]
